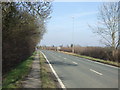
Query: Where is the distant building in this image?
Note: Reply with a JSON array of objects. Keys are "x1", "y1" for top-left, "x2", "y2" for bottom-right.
[{"x1": 57, "y1": 47, "x2": 61, "y2": 51}]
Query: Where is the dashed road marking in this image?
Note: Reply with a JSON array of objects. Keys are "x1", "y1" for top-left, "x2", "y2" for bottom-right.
[
  {"x1": 90, "y1": 69, "x2": 103, "y2": 75},
  {"x1": 73, "y1": 62, "x2": 78, "y2": 64}
]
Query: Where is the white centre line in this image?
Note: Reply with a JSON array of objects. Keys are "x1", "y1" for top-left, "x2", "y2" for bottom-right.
[
  {"x1": 73, "y1": 61, "x2": 78, "y2": 64},
  {"x1": 64, "y1": 58, "x2": 67, "y2": 59},
  {"x1": 90, "y1": 69, "x2": 103, "y2": 75}
]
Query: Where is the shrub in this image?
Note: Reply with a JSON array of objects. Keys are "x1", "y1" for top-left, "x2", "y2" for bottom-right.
[{"x1": 2, "y1": 2, "x2": 52, "y2": 75}]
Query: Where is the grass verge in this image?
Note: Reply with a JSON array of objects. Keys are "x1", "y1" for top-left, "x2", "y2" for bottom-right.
[
  {"x1": 60, "y1": 51, "x2": 120, "y2": 67},
  {"x1": 39, "y1": 52, "x2": 60, "y2": 88},
  {"x1": 2, "y1": 52, "x2": 36, "y2": 88}
]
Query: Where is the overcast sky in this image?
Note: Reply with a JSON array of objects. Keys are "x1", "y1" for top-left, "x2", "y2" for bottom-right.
[{"x1": 40, "y1": 2, "x2": 104, "y2": 47}]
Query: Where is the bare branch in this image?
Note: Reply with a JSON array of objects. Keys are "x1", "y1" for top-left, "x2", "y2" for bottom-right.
[{"x1": 89, "y1": 2, "x2": 119, "y2": 49}]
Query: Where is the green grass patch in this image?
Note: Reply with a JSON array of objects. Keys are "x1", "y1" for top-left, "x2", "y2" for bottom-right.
[
  {"x1": 2, "y1": 52, "x2": 36, "y2": 88},
  {"x1": 61, "y1": 51, "x2": 120, "y2": 67},
  {"x1": 39, "y1": 52, "x2": 57, "y2": 88}
]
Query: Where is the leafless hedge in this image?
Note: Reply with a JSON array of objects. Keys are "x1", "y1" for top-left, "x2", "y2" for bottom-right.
[
  {"x1": 43, "y1": 46, "x2": 119, "y2": 62},
  {"x1": 2, "y1": 2, "x2": 52, "y2": 75}
]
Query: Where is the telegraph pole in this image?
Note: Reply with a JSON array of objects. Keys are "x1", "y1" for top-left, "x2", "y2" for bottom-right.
[{"x1": 72, "y1": 16, "x2": 74, "y2": 53}]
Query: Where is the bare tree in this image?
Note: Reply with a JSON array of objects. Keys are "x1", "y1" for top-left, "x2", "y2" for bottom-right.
[{"x1": 89, "y1": 2, "x2": 119, "y2": 61}]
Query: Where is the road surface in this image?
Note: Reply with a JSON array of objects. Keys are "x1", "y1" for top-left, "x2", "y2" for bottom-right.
[{"x1": 41, "y1": 50, "x2": 119, "y2": 88}]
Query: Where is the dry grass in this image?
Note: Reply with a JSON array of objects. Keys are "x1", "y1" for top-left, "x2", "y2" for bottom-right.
[
  {"x1": 60, "y1": 46, "x2": 119, "y2": 62},
  {"x1": 39, "y1": 52, "x2": 60, "y2": 88},
  {"x1": 61, "y1": 51, "x2": 120, "y2": 67},
  {"x1": 42, "y1": 46, "x2": 120, "y2": 66}
]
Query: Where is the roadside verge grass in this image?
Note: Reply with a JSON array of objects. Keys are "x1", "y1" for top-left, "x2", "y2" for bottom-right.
[
  {"x1": 39, "y1": 52, "x2": 60, "y2": 88},
  {"x1": 60, "y1": 51, "x2": 120, "y2": 67},
  {"x1": 2, "y1": 52, "x2": 36, "y2": 88}
]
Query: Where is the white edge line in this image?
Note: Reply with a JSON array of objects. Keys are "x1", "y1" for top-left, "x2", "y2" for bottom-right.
[
  {"x1": 88, "y1": 60, "x2": 118, "y2": 69},
  {"x1": 40, "y1": 51, "x2": 66, "y2": 89},
  {"x1": 61, "y1": 52, "x2": 118, "y2": 69},
  {"x1": 90, "y1": 69, "x2": 103, "y2": 75},
  {"x1": 73, "y1": 55, "x2": 118, "y2": 69}
]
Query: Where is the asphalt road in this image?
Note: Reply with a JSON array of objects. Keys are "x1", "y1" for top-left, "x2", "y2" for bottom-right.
[{"x1": 41, "y1": 50, "x2": 119, "y2": 88}]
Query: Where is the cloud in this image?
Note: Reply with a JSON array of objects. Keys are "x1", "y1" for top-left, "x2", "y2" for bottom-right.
[
  {"x1": 54, "y1": 0, "x2": 118, "y2": 2},
  {"x1": 70, "y1": 11, "x2": 98, "y2": 18}
]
